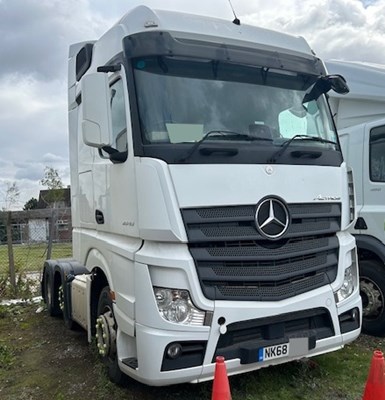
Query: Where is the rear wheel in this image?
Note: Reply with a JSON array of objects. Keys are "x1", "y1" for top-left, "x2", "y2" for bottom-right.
[
  {"x1": 96, "y1": 286, "x2": 125, "y2": 385},
  {"x1": 59, "y1": 284, "x2": 78, "y2": 330},
  {"x1": 45, "y1": 275, "x2": 61, "y2": 317},
  {"x1": 360, "y1": 259, "x2": 385, "y2": 336}
]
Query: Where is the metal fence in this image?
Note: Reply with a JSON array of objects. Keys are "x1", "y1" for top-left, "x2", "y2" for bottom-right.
[{"x1": 0, "y1": 208, "x2": 72, "y2": 300}]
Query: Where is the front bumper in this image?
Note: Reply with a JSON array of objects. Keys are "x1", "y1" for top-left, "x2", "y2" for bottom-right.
[{"x1": 118, "y1": 285, "x2": 361, "y2": 386}]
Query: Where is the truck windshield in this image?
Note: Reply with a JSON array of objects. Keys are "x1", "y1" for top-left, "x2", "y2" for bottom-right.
[{"x1": 132, "y1": 56, "x2": 340, "y2": 165}]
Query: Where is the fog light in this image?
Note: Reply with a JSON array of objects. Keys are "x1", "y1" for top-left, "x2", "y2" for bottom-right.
[
  {"x1": 167, "y1": 343, "x2": 183, "y2": 359},
  {"x1": 339, "y1": 307, "x2": 360, "y2": 334},
  {"x1": 351, "y1": 308, "x2": 359, "y2": 321}
]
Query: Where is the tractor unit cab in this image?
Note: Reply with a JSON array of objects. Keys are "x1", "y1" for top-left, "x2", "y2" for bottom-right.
[{"x1": 42, "y1": 6, "x2": 361, "y2": 386}]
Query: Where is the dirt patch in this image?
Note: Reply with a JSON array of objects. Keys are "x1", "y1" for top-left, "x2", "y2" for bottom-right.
[{"x1": 0, "y1": 302, "x2": 211, "y2": 400}]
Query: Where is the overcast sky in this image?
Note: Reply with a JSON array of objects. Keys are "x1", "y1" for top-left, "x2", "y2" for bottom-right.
[{"x1": 0, "y1": 0, "x2": 384, "y2": 210}]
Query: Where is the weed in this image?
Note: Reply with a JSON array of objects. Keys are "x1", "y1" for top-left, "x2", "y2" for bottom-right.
[
  {"x1": 0, "y1": 272, "x2": 39, "y2": 300},
  {"x1": 0, "y1": 343, "x2": 15, "y2": 369},
  {"x1": 0, "y1": 304, "x2": 9, "y2": 318}
]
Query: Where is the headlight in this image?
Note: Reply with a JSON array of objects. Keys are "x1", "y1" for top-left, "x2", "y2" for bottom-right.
[
  {"x1": 153, "y1": 287, "x2": 206, "y2": 326},
  {"x1": 335, "y1": 250, "x2": 358, "y2": 303}
]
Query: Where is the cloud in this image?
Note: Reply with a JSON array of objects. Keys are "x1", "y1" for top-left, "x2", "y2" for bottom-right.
[
  {"x1": 41, "y1": 153, "x2": 68, "y2": 164},
  {"x1": 2, "y1": 0, "x2": 383, "y2": 85},
  {"x1": 0, "y1": 75, "x2": 68, "y2": 159},
  {"x1": 88, "y1": 0, "x2": 235, "y2": 21},
  {"x1": 14, "y1": 162, "x2": 44, "y2": 181},
  {"x1": 239, "y1": 0, "x2": 385, "y2": 64},
  {"x1": 0, "y1": 73, "x2": 69, "y2": 207},
  {"x1": 0, "y1": 0, "x2": 110, "y2": 81}
]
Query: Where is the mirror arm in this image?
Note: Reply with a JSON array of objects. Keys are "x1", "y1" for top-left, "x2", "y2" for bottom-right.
[{"x1": 102, "y1": 145, "x2": 119, "y2": 155}]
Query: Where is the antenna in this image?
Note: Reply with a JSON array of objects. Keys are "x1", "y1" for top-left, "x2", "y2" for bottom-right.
[{"x1": 228, "y1": 0, "x2": 240, "y2": 25}]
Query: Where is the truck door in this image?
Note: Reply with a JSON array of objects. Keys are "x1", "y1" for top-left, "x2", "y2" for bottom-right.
[{"x1": 92, "y1": 70, "x2": 139, "y2": 239}]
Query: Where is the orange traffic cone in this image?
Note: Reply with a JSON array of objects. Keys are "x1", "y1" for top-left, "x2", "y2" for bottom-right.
[
  {"x1": 362, "y1": 350, "x2": 385, "y2": 399},
  {"x1": 212, "y1": 356, "x2": 232, "y2": 400}
]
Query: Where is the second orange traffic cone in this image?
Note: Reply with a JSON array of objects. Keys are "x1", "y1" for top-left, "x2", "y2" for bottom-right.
[
  {"x1": 362, "y1": 350, "x2": 385, "y2": 400},
  {"x1": 212, "y1": 356, "x2": 232, "y2": 400}
]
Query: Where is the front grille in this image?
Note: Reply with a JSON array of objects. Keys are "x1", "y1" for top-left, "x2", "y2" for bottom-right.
[{"x1": 181, "y1": 203, "x2": 341, "y2": 301}]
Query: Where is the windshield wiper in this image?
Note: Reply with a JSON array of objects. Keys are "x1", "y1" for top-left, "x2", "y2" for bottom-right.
[
  {"x1": 178, "y1": 130, "x2": 271, "y2": 162},
  {"x1": 269, "y1": 135, "x2": 337, "y2": 163}
]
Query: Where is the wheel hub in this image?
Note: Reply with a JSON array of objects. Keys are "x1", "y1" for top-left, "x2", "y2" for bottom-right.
[
  {"x1": 361, "y1": 279, "x2": 383, "y2": 319},
  {"x1": 95, "y1": 310, "x2": 117, "y2": 358}
]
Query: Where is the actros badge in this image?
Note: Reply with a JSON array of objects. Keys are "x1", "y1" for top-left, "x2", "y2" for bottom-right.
[{"x1": 255, "y1": 197, "x2": 290, "y2": 239}]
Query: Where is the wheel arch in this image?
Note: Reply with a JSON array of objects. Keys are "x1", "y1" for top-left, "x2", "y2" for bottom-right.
[
  {"x1": 90, "y1": 266, "x2": 109, "y2": 335},
  {"x1": 351, "y1": 235, "x2": 385, "y2": 336},
  {"x1": 355, "y1": 234, "x2": 385, "y2": 266},
  {"x1": 84, "y1": 248, "x2": 114, "y2": 335},
  {"x1": 42, "y1": 259, "x2": 88, "y2": 317}
]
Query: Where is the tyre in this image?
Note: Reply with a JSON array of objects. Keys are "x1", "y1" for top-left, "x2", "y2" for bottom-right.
[
  {"x1": 360, "y1": 259, "x2": 385, "y2": 336},
  {"x1": 59, "y1": 284, "x2": 78, "y2": 330},
  {"x1": 45, "y1": 274, "x2": 61, "y2": 317},
  {"x1": 96, "y1": 286, "x2": 125, "y2": 385}
]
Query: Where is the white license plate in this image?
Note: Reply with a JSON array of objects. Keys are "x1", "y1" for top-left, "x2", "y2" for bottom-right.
[{"x1": 258, "y1": 343, "x2": 290, "y2": 362}]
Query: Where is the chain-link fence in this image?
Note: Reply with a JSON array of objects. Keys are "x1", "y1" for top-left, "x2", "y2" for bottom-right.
[{"x1": 0, "y1": 208, "x2": 72, "y2": 300}]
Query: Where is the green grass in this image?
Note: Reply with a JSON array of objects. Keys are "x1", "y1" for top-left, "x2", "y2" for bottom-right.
[
  {"x1": 0, "y1": 242, "x2": 72, "y2": 274},
  {"x1": 0, "y1": 303, "x2": 383, "y2": 400}
]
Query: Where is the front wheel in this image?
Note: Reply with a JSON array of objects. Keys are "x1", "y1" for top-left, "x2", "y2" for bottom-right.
[
  {"x1": 96, "y1": 286, "x2": 125, "y2": 385},
  {"x1": 360, "y1": 259, "x2": 385, "y2": 336}
]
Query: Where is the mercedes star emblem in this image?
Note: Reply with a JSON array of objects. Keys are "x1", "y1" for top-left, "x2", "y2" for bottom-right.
[{"x1": 255, "y1": 198, "x2": 290, "y2": 239}]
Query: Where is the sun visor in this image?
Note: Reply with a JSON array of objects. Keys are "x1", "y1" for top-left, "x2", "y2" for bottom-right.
[{"x1": 123, "y1": 31, "x2": 326, "y2": 77}]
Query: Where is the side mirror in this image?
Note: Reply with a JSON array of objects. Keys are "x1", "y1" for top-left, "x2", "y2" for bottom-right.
[
  {"x1": 303, "y1": 74, "x2": 350, "y2": 103},
  {"x1": 328, "y1": 74, "x2": 349, "y2": 95},
  {"x1": 81, "y1": 72, "x2": 113, "y2": 148}
]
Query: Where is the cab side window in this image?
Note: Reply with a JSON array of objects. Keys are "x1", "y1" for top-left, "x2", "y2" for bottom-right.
[
  {"x1": 110, "y1": 79, "x2": 127, "y2": 153},
  {"x1": 370, "y1": 125, "x2": 385, "y2": 182}
]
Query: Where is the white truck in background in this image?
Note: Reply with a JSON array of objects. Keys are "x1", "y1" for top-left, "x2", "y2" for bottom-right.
[
  {"x1": 41, "y1": 6, "x2": 361, "y2": 386},
  {"x1": 327, "y1": 60, "x2": 385, "y2": 336}
]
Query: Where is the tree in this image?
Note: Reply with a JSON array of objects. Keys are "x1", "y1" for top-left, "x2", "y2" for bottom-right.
[
  {"x1": 41, "y1": 167, "x2": 63, "y2": 190},
  {"x1": 2, "y1": 181, "x2": 20, "y2": 211},
  {"x1": 23, "y1": 197, "x2": 38, "y2": 210},
  {"x1": 40, "y1": 167, "x2": 64, "y2": 208}
]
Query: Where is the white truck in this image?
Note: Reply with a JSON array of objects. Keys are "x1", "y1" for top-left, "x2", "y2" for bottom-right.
[
  {"x1": 41, "y1": 6, "x2": 361, "y2": 386},
  {"x1": 327, "y1": 60, "x2": 385, "y2": 336}
]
